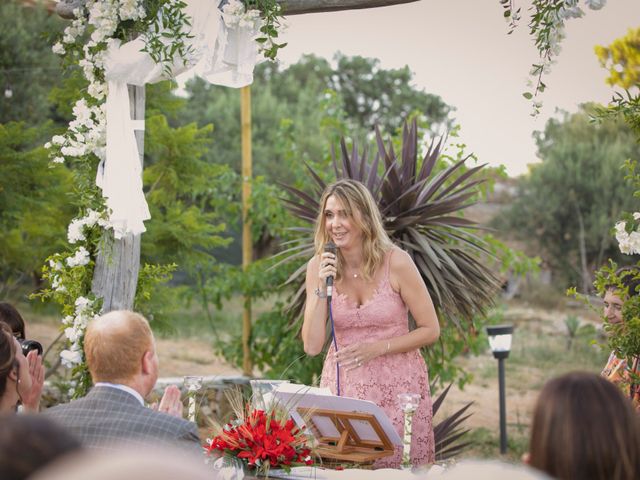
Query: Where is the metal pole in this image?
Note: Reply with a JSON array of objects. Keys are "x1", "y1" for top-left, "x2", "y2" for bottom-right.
[
  {"x1": 498, "y1": 357, "x2": 507, "y2": 454},
  {"x1": 241, "y1": 85, "x2": 252, "y2": 377}
]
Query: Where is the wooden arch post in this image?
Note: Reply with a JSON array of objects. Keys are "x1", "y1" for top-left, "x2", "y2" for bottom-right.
[{"x1": 241, "y1": 86, "x2": 252, "y2": 376}]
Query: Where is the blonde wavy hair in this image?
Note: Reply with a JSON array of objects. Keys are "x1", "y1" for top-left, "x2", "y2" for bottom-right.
[{"x1": 313, "y1": 179, "x2": 393, "y2": 281}]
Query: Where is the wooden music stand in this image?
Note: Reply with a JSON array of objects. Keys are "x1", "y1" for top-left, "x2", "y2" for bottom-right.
[{"x1": 297, "y1": 407, "x2": 395, "y2": 464}]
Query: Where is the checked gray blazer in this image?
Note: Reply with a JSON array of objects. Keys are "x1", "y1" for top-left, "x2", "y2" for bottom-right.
[{"x1": 44, "y1": 386, "x2": 201, "y2": 454}]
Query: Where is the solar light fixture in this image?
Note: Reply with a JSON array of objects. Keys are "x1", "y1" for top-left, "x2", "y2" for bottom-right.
[{"x1": 486, "y1": 324, "x2": 514, "y2": 454}]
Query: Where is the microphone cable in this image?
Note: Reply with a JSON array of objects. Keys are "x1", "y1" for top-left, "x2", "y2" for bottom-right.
[{"x1": 327, "y1": 296, "x2": 341, "y2": 396}]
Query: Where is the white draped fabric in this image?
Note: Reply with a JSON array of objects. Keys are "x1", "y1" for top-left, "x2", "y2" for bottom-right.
[{"x1": 98, "y1": 0, "x2": 261, "y2": 238}]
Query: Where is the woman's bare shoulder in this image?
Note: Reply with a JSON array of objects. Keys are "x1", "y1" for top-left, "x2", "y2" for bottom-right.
[{"x1": 389, "y1": 246, "x2": 414, "y2": 271}]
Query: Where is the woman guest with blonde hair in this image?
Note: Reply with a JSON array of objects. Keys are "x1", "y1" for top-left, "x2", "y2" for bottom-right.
[
  {"x1": 302, "y1": 179, "x2": 440, "y2": 468},
  {"x1": 526, "y1": 371, "x2": 640, "y2": 480}
]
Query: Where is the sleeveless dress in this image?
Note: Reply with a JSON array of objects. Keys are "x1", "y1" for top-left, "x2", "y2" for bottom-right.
[{"x1": 319, "y1": 250, "x2": 436, "y2": 468}]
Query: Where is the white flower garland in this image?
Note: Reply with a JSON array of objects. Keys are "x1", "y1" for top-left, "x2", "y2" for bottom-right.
[
  {"x1": 44, "y1": 1, "x2": 147, "y2": 378},
  {"x1": 505, "y1": 0, "x2": 609, "y2": 114},
  {"x1": 43, "y1": 0, "x2": 270, "y2": 395}
]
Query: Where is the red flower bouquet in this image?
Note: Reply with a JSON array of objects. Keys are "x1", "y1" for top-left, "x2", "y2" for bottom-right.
[{"x1": 206, "y1": 407, "x2": 314, "y2": 475}]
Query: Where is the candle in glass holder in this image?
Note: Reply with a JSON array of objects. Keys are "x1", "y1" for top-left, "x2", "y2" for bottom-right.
[
  {"x1": 183, "y1": 375, "x2": 204, "y2": 422},
  {"x1": 397, "y1": 392, "x2": 421, "y2": 468}
]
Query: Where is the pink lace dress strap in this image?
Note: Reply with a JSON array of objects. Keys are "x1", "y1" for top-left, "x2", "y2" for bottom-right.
[{"x1": 384, "y1": 248, "x2": 394, "y2": 280}]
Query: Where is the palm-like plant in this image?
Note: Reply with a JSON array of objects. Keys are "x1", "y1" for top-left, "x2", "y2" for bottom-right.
[
  {"x1": 278, "y1": 119, "x2": 500, "y2": 331},
  {"x1": 432, "y1": 382, "x2": 473, "y2": 460}
]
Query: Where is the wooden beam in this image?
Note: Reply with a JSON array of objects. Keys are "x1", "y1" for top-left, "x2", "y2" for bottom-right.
[
  {"x1": 55, "y1": 0, "x2": 419, "y2": 19},
  {"x1": 279, "y1": 0, "x2": 419, "y2": 15}
]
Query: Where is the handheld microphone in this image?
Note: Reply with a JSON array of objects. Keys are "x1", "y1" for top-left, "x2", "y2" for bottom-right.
[{"x1": 324, "y1": 241, "x2": 337, "y2": 300}]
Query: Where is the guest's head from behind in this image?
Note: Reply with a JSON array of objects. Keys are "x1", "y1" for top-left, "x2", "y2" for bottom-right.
[
  {"x1": 439, "y1": 459, "x2": 551, "y2": 480},
  {"x1": 527, "y1": 371, "x2": 640, "y2": 480},
  {"x1": 0, "y1": 414, "x2": 82, "y2": 480},
  {"x1": 32, "y1": 447, "x2": 212, "y2": 480},
  {"x1": 84, "y1": 310, "x2": 158, "y2": 397},
  {"x1": 0, "y1": 302, "x2": 25, "y2": 340},
  {"x1": 0, "y1": 323, "x2": 32, "y2": 413},
  {"x1": 314, "y1": 179, "x2": 392, "y2": 279},
  {"x1": 603, "y1": 266, "x2": 640, "y2": 325}
]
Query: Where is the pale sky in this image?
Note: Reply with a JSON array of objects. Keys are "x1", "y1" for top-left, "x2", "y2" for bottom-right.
[{"x1": 277, "y1": 0, "x2": 640, "y2": 177}]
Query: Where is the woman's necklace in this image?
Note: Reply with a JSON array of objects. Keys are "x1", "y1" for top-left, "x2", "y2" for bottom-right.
[{"x1": 346, "y1": 265, "x2": 361, "y2": 279}]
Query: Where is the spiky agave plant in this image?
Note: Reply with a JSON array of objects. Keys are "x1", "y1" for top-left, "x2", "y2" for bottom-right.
[{"x1": 277, "y1": 119, "x2": 501, "y2": 333}]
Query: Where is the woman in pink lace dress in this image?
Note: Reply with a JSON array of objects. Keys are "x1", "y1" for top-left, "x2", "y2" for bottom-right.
[{"x1": 301, "y1": 179, "x2": 440, "y2": 468}]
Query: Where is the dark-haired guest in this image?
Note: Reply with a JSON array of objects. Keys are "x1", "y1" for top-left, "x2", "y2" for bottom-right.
[
  {"x1": 0, "y1": 414, "x2": 82, "y2": 480},
  {"x1": 601, "y1": 266, "x2": 640, "y2": 410},
  {"x1": 0, "y1": 324, "x2": 41, "y2": 413},
  {"x1": 0, "y1": 302, "x2": 44, "y2": 411},
  {"x1": 526, "y1": 371, "x2": 640, "y2": 480},
  {"x1": 0, "y1": 302, "x2": 25, "y2": 340}
]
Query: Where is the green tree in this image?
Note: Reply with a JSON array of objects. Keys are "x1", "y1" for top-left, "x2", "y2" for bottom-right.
[
  {"x1": 497, "y1": 105, "x2": 639, "y2": 290},
  {"x1": 0, "y1": 122, "x2": 74, "y2": 296},
  {"x1": 179, "y1": 54, "x2": 453, "y2": 186},
  {"x1": 331, "y1": 53, "x2": 452, "y2": 134},
  {"x1": 0, "y1": 1, "x2": 63, "y2": 125}
]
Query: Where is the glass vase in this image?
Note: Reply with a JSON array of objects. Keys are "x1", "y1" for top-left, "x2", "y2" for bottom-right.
[{"x1": 397, "y1": 392, "x2": 421, "y2": 469}]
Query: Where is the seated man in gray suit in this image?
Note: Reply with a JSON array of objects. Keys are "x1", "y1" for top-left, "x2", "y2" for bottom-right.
[{"x1": 45, "y1": 310, "x2": 201, "y2": 453}]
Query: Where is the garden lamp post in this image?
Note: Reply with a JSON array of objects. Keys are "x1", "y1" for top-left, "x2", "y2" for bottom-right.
[{"x1": 486, "y1": 324, "x2": 514, "y2": 455}]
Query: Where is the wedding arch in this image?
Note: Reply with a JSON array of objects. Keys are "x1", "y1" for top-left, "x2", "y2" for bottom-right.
[
  {"x1": 43, "y1": 0, "x2": 620, "y2": 393},
  {"x1": 43, "y1": 0, "x2": 419, "y2": 393}
]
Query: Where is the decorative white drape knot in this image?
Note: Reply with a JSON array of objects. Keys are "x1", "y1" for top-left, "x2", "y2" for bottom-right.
[{"x1": 98, "y1": 0, "x2": 261, "y2": 238}]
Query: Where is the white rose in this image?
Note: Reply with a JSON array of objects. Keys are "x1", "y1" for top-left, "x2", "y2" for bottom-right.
[
  {"x1": 67, "y1": 219, "x2": 86, "y2": 244},
  {"x1": 52, "y1": 42, "x2": 66, "y2": 55},
  {"x1": 66, "y1": 247, "x2": 90, "y2": 267},
  {"x1": 74, "y1": 295, "x2": 92, "y2": 310},
  {"x1": 64, "y1": 327, "x2": 81, "y2": 343},
  {"x1": 60, "y1": 348, "x2": 83, "y2": 367}
]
